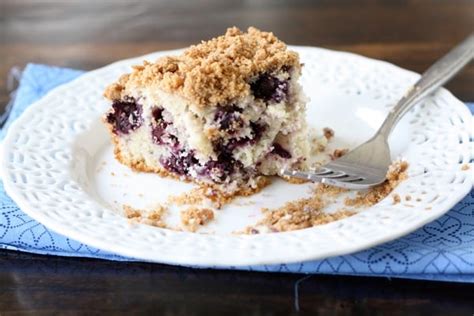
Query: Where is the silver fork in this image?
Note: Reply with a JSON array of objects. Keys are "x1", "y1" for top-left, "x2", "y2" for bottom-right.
[{"x1": 282, "y1": 33, "x2": 474, "y2": 189}]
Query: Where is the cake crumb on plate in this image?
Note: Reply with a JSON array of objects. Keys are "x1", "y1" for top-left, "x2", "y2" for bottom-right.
[
  {"x1": 123, "y1": 204, "x2": 168, "y2": 228},
  {"x1": 323, "y1": 127, "x2": 334, "y2": 140},
  {"x1": 344, "y1": 160, "x2": 408, "y2": 207},
  {"x1": 123, "y1": 205, "x2": 141, "y2": 219},
  {"x1": 392, "y1": 194, "x2": 401, "y2": 204},
  {"x1": 181, "y1": 207, "x2": 215, "y2": 232},
  {"x1": 330, "y1": 148, "x2": 349, "y2": 160},
  {"x1": 168, "y1": 177, "x2": 270, "y2": 209}
]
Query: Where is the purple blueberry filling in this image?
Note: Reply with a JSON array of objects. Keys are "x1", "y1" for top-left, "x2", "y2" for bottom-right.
[
  {"x1": 271, "y1": 143, "x2": 292, "y2": 159},
  {"x1": 154, "y1": 106, "x2": 266, "y2": 182},
  {"x1": 152, "y1": 107, "x2": 164, "y2": 121},
  {"x1": 106, "y1": 98, "x2": 143, "y2": 135},
  {"x1": 159, "y1": 148, "x2": 239, "y2": 183},
  {"x1": 214, "y1": 105, "x2": 244, "y2": 133},
  {"x1": 212, "y1": 122, "x2": 266, "y2": 155},
  {"x1": 200, "y1": 153, "x2": 239, "y2": 182},
  {"x1": 249, "y1": 122, "x2": 265, "y2": 144},
  {"x1": 251, "y1": 74, "x2": 288, "y2": 103},
  {"x1": 160, "y1": 150, "x2": 199, "y2": 176},
  {"x1": 151, "y1": 107, "x2": 178, "y2": 147},
  {"x1": 151, "y1": 124, "x2": 167, "y2": 144}
]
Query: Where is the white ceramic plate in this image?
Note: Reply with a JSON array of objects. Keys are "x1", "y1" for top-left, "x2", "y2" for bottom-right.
[{"x1": 1, "y1": 47, "x2": 472, "y2": 266}]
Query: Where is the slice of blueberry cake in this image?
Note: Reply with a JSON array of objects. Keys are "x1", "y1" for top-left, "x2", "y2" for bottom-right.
[{"x1": 103, "y1": 27, "x2": 310, "y2": 194}]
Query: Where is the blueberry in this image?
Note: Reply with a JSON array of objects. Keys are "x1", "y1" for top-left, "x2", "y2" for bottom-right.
[
  {"x1": 106, "y1": 98, "x2": 143, "y2": 135},
  {"x1": 202, "y1": 159, "x2": 231, "y2": 181},
  {"x1": 208, "y1": 121, "x2": 266, "y2": 182},
  {"x1": 152, "y1": 107, "x2": 164, "y2": 122},
  {"x1": 150, "y1": 107, "x2": 179, "y2": 147},
  {"x1": 151, "y1": 122, "x2": 168, "y2": 145},
  {"x1": 200, "y1": 153, "x2": 241, "y2": 182},
  {"x1": 271, "y1": 143, "x2": 292, "y2": 159},
  {"x1": 160, "y1": 150, "x2": 198, "y2": 176},
  {"x1": 250, "y1": 74, "x2": 288, "y2": 103},
  {"x1": 213, "y1": 137, "x2": 246, "y2": 156},
  {"x1": 161, "y1": 148, "x2": 239, "y2": 183},
  {"x1": 249, "y1": 122, "x2": 265, "y2": 144},
  {"x1": 214, "y1": 105, "x2": 244, "y2": 132},
  {"x1": 212, "y1": 122, "x2": 266, "y2": 156}
]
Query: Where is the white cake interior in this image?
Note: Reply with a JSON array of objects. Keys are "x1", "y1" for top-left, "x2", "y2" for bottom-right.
[{"x1": 105, "y1": 67, "x2": 309, "y2": 192}]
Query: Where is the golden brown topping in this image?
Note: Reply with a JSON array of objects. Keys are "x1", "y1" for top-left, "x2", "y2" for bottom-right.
[{"x1": 104, "y1": 27, "x2": 300, "y2": 107}]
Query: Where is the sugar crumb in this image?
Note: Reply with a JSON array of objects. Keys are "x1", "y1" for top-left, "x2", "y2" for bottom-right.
[
  {"x1": 123, "y1": 205, "x2": 141, "y2": 219},
  {"x1": 181, "y1": 207, "x2": 215, "y2": 232},
  {"x1": 281, "y1": 176, "x2": 309, "y2": 184},
  {"x1": 314, "y1": 183, "x2": 348, "y2": 196},
  {"x1": 330, "y1": 148, "x2": 349, "y2": 160},
  {"x1": 122, "y1": 204, "x2": 167, "y2": 228},
  {"x1": 239, "y1": 184, "x2": 352, "y2": 234},
  {"x1": 168, "y1": 188, "x2": 205, "y2": 206},
  {"x1": 311, "y1": 135, "x2": 328, "y2": 154},
  {"x1": 168, "y1": 177, "x2": 270, "y2": 209},
  {"x1": 392, "y1": 194, "x2": 401, "y2": 204},
  {"x1": 141, "y1": 205, "x2": 167, "y2": 228},
  {"x1": 323, "y1": 127, "x2": 335, "y2": 140}
]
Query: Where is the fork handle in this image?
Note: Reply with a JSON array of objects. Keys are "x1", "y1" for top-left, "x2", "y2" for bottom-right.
[{"x1": 378, "y1": 33, "x2": 474, "y2": 137}]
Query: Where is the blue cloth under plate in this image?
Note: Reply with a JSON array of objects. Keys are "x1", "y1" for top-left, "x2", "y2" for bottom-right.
[{"x1": 1, "y1": 64, "x2": 473, "y2": 282}]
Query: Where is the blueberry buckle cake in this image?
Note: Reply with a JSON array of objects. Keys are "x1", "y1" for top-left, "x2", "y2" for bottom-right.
[{"x1": 103, "y1": 27, "x2": 310, "y2": 193}]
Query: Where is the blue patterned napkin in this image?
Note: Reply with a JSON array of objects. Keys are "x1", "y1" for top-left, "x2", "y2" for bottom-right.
[{"x1": 1, "y1": 64, "x2": 473, "y2": 282}]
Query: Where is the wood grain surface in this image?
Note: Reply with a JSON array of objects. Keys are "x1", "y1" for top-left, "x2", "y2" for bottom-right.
[
  {"x1": 1, "y1": 250, "x2": 474, "y2": 315},
  {"x1": 1, "y1": 1, "x2": 473, "y2": 314}
]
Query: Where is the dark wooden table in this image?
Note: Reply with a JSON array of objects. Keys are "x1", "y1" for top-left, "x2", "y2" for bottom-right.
[{"x1": 1, "y1": 1, "x2": 474, "y2": 314}]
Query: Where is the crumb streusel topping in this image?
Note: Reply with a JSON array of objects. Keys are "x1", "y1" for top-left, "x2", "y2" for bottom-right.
[{"x1": 104, "y1": 27, "x2": 300, "y2": 107}]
